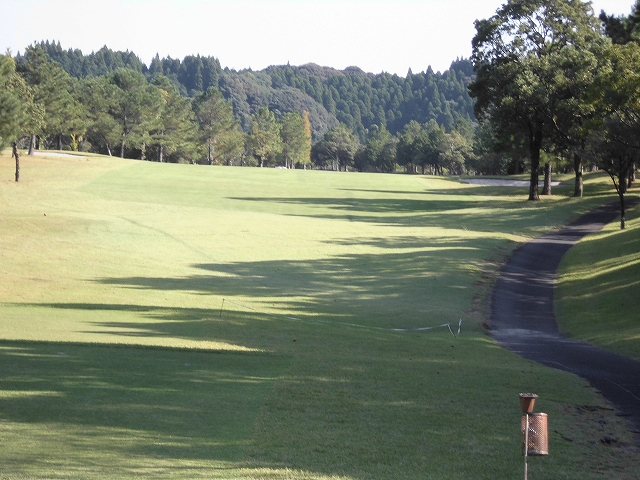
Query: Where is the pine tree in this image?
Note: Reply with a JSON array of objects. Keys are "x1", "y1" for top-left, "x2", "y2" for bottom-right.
[{"x1": 193, "y1": 86, "x2": 243, "y2": 165}]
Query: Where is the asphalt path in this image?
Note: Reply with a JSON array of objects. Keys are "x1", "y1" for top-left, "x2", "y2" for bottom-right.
[{"x1": 490, "y1": 200, "x2": 640, "y2": 444}]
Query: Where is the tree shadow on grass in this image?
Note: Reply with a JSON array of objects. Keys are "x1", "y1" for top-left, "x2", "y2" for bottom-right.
[
  {"x1": 0, "y1": 339, "x2": 288, "y2": 476},
  {"x1": 230, "y1": 193, "x2": 614, "y2": 232},
  {"x1": 89, "y1": 236, "x2": 497, "y2": 333},
  {"x1": 0, "y1": 233, "x2": 499, "y2": 477},
  {"x1": 4, "y1": 232, "x2": 628, "y2": 477}
]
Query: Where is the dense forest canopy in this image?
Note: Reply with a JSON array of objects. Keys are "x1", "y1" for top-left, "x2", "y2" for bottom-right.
[{"x1": 19, "y1": 41, "x2": 476, "y2": 142}]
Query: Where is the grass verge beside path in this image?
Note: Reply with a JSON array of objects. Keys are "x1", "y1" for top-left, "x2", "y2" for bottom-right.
[
  {"x1": 556, "y1": 203, "x2": 640, "y2": 360},
  {"x1": 1, "y1": 151, "x2": 638, "y2": 478}
]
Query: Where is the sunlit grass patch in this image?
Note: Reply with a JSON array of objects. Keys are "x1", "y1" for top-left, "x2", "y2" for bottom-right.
[{"x1": 556, "y1": 204, "x2": 640, "y2": 359}]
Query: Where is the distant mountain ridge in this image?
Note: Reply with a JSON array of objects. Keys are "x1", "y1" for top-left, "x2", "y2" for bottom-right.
[{"x1": 27, "y1": 40, "x2": 476, "y2": 142}]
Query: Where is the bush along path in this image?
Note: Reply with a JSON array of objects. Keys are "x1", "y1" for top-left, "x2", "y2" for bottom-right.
[{"x1": 490, "y1": 200, "x2": 640, "y2": 446}]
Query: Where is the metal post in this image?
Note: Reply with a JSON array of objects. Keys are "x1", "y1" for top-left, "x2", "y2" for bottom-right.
[{"x1": 524, "y1": 413, "x2": 529, "y2": 480}]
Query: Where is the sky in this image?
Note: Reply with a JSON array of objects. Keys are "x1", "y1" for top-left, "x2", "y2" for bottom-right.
[{"x1": 1, "y1": 0, "x2": 635, "y2": 75}]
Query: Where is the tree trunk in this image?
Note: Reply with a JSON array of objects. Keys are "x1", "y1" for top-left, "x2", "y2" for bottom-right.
[
  {"x1": 573, "y1": 153, "x2": 583, "y2": 197},
  {"x1": 28, "y1": 135, "x2": 36, "y2": 155},
  {"x1": 528, "y1": 123, "x2": 543, "y2": 201},
  {"x1": 628, "y1": 162, "x2": 636, "y2": 189},
  {"x1": 542, "y1": 162, "x2": 552, "y2": 195},
  {"x1": 120, "y1": 138, "x2": 125, "y2": 158},
  {"x1": 140, "y1": 143, "x2": 146, "y2": 161},
  {"x1": 619, "y1": 191, "x2": 626, "y2": 230},
  {"x1": 57, "y1": 133, "x2": 63, "y2": 151},
  {"x1": 159, "y1": 144, "x2": 164, "y2": 163},
  {"x1": 619, "y1": 171, "x2": 628, "y2": 195},
  {"x1": 208, "y1": 141, "x2": 214, "y2": 165},
  {"x1": 12, "y1": 142, "x2": 20, "y2": 182}
]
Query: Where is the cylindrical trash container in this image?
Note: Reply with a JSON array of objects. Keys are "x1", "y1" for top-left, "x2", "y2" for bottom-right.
[{"x1": 521, "y1": 413, "x2": 549, "y2": 456}]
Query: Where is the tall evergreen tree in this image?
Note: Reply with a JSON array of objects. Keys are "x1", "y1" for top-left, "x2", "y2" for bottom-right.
[
  {"x1": 106, "y1": 69, "x2": 162, "y2": 158},
  {"x1": 78, "y1": 76, "x2": 121, "y2": 156},
  {"x1": 150, "y1": 75, "x2": 198, "y2": 163},
  {"x1": 194, "y1": 86, "x2": 244, "y2": 165},
  {"x1": 0, "y1": 55, "x2": 41, "y2": 150},
  {"x1": 280, "y1": 112, "x2": 311, "y2": 168},
  {"x1": 248, "y1": 107, "x2": 281, "y2": 167},
  {"x1": 18, "y1": 45, "x2": 82, "y2": 150}
]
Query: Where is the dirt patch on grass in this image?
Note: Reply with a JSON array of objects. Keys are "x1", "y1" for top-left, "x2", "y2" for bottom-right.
[{"x1": 556, "y1": 400, "x2": 640, "y2": 479}]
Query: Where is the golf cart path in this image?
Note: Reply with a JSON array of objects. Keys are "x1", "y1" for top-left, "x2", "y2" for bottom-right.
[{"x1": 490, "y1": 200, "x2": 640, "y2": 444}]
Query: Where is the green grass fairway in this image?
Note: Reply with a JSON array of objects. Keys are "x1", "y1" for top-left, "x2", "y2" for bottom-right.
[
  {"x1": 556, "y1": 205, "x2": 640, "y2": 360},
  {"x1": 1, "y1": 151, "x2": 638, "y2": 478}
]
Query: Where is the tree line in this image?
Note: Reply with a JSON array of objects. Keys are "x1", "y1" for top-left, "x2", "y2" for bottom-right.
[
  {"x1": 0, "y1": 46, "x2": 312, "y2": 168},
  {"x1": 15, "y1": 40, "x2": 477, "y2": 142},
  {"x1": 0, "y1": 40, "x2": 482, "y2": 172},
  {"x1": 470, "y1": 0, "x2": 640, "y2": 228},
  {"x1": 0, "y1": 43, "x2": 482, "y2": 175},
  {"x1": 1, "y1": 0, "x2": 638, "y2": 218}
]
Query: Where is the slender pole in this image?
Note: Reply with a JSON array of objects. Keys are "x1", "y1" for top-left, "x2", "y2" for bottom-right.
[{"x1": 524, "y1": 413, "x2": 529, "y2": 480}]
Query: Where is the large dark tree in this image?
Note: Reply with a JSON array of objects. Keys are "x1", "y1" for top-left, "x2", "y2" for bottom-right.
[
  {"x1": 586, "y1": 42, "x2": 640, "y2": 228},
  {"x1": 599, "y1": 0, "x2": 640, "y2": 44},
  {"x1": 311, "y1": 124, "x2": 359, "y2": 171},
  {"x1": 469, "y1": 0, "x2": 603, "y2": 200},
  {"x1": 356, "y1": 126, "x2": 397, "y2": 173}
]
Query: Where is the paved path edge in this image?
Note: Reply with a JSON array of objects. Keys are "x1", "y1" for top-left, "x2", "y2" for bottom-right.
[{"x1": 490, "y1": 198, "x2": 640, "y2": 446}]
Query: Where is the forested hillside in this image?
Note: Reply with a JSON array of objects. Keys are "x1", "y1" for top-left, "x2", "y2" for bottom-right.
[
  {"x1": 265, "y1": 60, "x2": 476, "y2": 139},
  {"x1": 7, "y1": 0, "x2": 635, "y2": 185},
  {"x1": 25, "y1": 41, "x2": 476, "y2": 142}
]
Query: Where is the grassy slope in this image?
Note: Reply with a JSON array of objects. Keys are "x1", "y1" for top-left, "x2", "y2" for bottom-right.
[
  {"x1": 0, "y1": 151, "x2": 638, "y2": 479},
  {"x1": 556, "y1": 203, "x2": 640, "y2": 360}
]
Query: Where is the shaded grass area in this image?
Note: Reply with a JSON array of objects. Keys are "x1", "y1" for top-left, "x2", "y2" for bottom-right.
[
  {"x1": 0, "y1": 340, "x2": 286, "y2": 478},
  {"x1": 556, "y1": 203, "x2": 640, "y2": 360},
  {"x1": 1, "y1": 317, "x2": 637, "y2": 479},
  {"x1": 1, "y1": 152, "x2": 639, "y2": 478}
]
